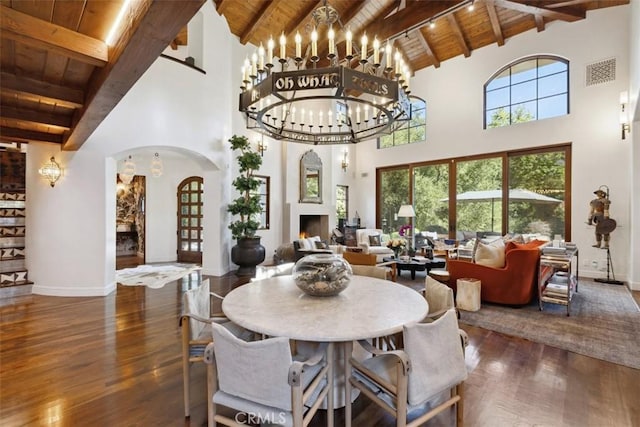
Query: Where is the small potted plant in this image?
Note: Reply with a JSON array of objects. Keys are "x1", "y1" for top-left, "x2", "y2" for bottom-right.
[{"x1": 227, "y1": 135, "x2": 265, "y2": 276}]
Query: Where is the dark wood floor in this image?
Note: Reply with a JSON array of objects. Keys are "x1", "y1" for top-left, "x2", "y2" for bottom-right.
[{"x1": 1, "y1": 273, "x2": 639, "y2": 427}]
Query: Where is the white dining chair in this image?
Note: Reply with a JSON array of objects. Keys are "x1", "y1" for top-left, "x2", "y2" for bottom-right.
[
  {"x1": 348, "y1": 309, "x2": 468, "y2": 427},
  {"x1": 204, "y1": 322, "x2": 334, "y2": 427},
  {"x1": 179, "y1": 279, "x2": 249, "y2": 418}
]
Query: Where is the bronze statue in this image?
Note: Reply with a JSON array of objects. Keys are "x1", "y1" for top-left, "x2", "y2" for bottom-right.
[{"x1": 587, "y1": 187, "x2": 617, "y2": 249}]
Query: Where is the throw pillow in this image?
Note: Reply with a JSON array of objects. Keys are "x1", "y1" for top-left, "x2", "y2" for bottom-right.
[
  {"x1": 369, "y1": 234, "x2": 382, "y2": 246},
  {"x1": 315, "y1": 241, "x2": 328, "y2": 249},
  {"x1": 298, "y1": 238, "x2": 313, "y2": 250},
  {"x1": 474, "y1": 239, "x2": 506, "y2": 268}
]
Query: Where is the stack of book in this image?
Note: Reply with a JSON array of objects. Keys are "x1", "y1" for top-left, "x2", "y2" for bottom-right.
[{"x1": 543, "y1": 282, "x2": 568, "y2": 299}]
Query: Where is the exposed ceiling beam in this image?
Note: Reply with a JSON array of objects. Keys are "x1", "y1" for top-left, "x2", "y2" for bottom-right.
[
  {"x1": 416, "y1": 28, "x2": 440, "y2": 68},
  {"x1": 1, "y1": 104, "x2": 71, "y2": 130},
  {"x1": 493, "y1": 0, "x2": 585, "y2": 22},
  {"x1": 215, "y1": 0, "x2": 233, "y2": 17},
  {"x1": 323, "y1": 1, "x2": 455, "y2": 67},
  {"x1": 0, "y1": 5, "x2": 108, "y2": 67},
  {"x1": 0, "y1": 72, "x2": 84, "y2": 109},
  {"x1": 62, "y1": 0, "x2": 206, "y2": 151},
  {"x1": 0, "y1": 127, "x2": 63, "y2": 145},
  {"x1": 365, "y1": 1, "x2": 466, "y2": 43},
  {"x1": 447, "y1": 14, "x2": 470, "y2": 58},
  {"x1": 240, "y1": 0, "x2": 284, "y2": 45},
  {"x1": 485, "y1": 0, "x2": 505, "y2": 46},
  {"x1": 535, "y1": 14, "x2": 545, "y2": 32}
]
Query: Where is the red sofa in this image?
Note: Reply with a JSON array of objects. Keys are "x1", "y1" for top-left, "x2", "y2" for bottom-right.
[{"x1": 447, "y1": 240, "x2": 547, "y2": 305}]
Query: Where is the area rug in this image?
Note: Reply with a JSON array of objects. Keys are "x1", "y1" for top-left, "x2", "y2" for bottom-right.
[
  {"x1": 116, "y1": 264, "x2": 200, "y2": 289},
  {"x1": 458, "y1": 280, "x2": 640, "y2": 369}
]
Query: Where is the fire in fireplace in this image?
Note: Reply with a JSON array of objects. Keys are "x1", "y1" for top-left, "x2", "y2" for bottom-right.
[{"x1": 299, "y1": 215, "x2": 329, "y2": 240}]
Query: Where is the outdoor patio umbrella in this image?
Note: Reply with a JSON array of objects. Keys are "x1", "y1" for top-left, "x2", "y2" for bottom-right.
[{"x1": 441, "y1": 189, "x2": 562, "y2": 230}]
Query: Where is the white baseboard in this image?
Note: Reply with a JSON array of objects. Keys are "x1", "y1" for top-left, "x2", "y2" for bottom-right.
[{"x1": 32, "y1": 282, "x2": 117, "y2": 297}]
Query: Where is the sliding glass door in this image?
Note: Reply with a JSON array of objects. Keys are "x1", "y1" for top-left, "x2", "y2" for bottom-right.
[
  {"x1": 455, "y1": 157, "x2": 502, "y2": 235},
  {"x1": 413, "y1": 163, "x2": 449, "y2": 238},
  {"x1": 376, "y1": 144, "x2": 571, "y2": 241},
  {"x1": 508, "y1": 148, "x2": 568, "y2": 238},
  {"x1": 378, "y1": 168, "x2": 410, "y2": 235}
]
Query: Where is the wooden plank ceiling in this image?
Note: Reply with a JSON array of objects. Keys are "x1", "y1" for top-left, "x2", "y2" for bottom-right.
[
  {"x1": 0, "y1": 0, "x2": 203, "y2": 151},
  {"x1": 0, "y1": 0, "x2": 628, "y2": 151}
]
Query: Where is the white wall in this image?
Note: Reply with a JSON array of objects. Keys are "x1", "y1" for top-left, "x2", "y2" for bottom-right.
[{"x1": 355, "y1": 6, "x2": 632, "y2": 281}]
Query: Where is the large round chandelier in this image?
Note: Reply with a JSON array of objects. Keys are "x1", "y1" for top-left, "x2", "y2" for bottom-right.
[{"x1": 239, "y1": 3, "x2": 412, "y2": 145}]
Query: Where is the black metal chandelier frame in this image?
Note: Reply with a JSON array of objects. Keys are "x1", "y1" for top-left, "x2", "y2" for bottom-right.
[{"x1": 238, "y1": 3, "x2": 413, "y2": 145}]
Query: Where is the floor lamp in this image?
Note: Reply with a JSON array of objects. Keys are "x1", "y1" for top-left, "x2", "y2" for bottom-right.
[{"x1": 397, "y1": 204, "x2": 416, "y2": 251}]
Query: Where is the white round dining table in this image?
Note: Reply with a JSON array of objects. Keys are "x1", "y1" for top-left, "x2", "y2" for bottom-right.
[{"x1": 222, "y1": 274, "x2": 428, "y2": 342}]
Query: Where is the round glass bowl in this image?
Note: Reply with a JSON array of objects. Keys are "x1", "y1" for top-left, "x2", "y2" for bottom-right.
[{"x1": 292, "y1": 254, "x2": 352, "y2": 296}]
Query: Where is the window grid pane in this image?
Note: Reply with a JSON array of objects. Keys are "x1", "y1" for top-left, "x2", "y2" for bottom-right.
[
  {"x1": 251, "y1": 175, "x2": 270, "y2": 230},
  {"x1": 484, "y1": 56, "x2": 568, "y2": 129},
  {"x1": 378, "y1": 97, "x2": 426, "y2": 148}
]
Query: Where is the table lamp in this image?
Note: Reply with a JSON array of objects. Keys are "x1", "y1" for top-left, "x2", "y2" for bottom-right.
[{"x1": 397, "y1": 204, "x2": 416, "y2": 251}]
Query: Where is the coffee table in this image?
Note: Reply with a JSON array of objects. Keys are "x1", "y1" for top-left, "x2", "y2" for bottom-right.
[{"x1": 383, "y1": 256, "x2": 446, "y2": 279}]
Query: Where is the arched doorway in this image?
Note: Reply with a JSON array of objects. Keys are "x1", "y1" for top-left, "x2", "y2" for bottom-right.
[{"x1": 177, "y1": 176, "x2": 203, "y2": 264}]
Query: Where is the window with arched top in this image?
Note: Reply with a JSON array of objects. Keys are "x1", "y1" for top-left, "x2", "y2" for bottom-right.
[
  {"x1": 484, "y1": 56, "x2": 569, "y2": 129},
  {"x1": 378, "y1": 96, "x2": 426, "y2": 148}
]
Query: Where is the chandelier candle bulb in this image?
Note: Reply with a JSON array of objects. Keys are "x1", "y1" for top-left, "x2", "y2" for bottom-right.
[
  {"x1": 279, "y1": 33, "x2": 286, "y2": 61},
  {"x1": 243, "y1": 57, "x2": 250, "y2": 82},
  {"x1": 258, "y1": 44, "x2": 265, "y2": 71},
  {"x1": 373, "y1": 38, "x2": 380, "y2": 65},
  {"x1": 319, "y1": 111, "x2": 323, "y2": 126},
  {"x1": 267, "y1": 37, "x2": 274, "y2": 66},
  {"x1": 361, "y1": 33, "x2": 368, "y2": 63},
  {"x1": 346, "y1": 29, "x2": 353, "y2": 58},
  {"x1": 311, "y1": 28, "x2": 318, "y2": 59},
  {"x1": 385, "y1": 42, "x2": 393, "y2": 71},
  {"x1": 328, "y1": 27, "x2": 335, "y2": 57},
  {"x1": 251, "y1": 53, "x2": 257, "y2": 77},
  {"x1": 295, "y1": 31, "x2": 302, "y2": 59},
  {"x1": 309, "y1": 110, "x2": 314, "y2": 126},
  {"x1": 394, "y1": 50, "x2": 401, "y2": 76},
  {"x1": 356, "y1": 105, "x2": 361, "y2": 124}
]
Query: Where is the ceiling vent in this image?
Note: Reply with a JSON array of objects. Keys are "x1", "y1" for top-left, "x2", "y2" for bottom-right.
[{"x1": 586, "y1": 58, "x2": 616, "y2": 86}]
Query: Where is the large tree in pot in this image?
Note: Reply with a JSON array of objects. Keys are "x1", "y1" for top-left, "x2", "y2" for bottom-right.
[{"x1": 228, "y1": 135, "x2": 265, "y2": 276}]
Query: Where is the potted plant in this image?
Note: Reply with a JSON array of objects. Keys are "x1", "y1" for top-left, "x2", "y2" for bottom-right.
[{"x1": 227, "y1": 134, "x2": 265, "y2": 276}]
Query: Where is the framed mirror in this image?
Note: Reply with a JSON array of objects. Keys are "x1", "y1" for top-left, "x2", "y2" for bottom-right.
[{"x1": 300, "y1": 150, "x2": 322, "y2": 203}]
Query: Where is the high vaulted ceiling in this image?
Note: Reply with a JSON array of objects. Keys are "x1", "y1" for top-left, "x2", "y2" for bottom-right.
[
  {"x1": 0, "y1": 0, "x2": 203, "y2": 151},
  {"x1": 0, "y1": 0, "x2": 629, "y2": 151}
]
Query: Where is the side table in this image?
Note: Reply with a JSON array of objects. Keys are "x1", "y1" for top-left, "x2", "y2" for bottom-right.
[{"x1": 538, "y1": 246, "x2": 579, "y2": 316}]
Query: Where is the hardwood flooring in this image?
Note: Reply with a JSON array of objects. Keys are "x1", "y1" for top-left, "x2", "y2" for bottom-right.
[{"x1": 1, "y1": 274, "x2": 638, "y2": 427}]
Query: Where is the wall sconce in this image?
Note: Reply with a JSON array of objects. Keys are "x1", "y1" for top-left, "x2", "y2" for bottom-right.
[
  {"x1": 341, "y1": 149, "x2": 349, "y2": 172},
  {"x1": 38, "y1": 156, "x2": 62, "y2": 187},
  {"x1": 620, "y1": 91, "x2": 631, "y2": 140},
  {"x1": 257, "y1": 136, "x2": 267, "y2": 156}
]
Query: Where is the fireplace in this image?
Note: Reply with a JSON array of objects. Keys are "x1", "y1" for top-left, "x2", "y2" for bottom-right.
[{"x1": 299, "y1": 215, "x2": 329, "y2": 240}]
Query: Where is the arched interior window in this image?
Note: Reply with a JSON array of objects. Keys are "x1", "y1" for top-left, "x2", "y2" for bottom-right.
[
  {"x1": 378, "y1": 96, "x2": 426, "y2": 148},
  {"x1": 484, "y1": 56, "x2": 569, "y2": 129}
]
